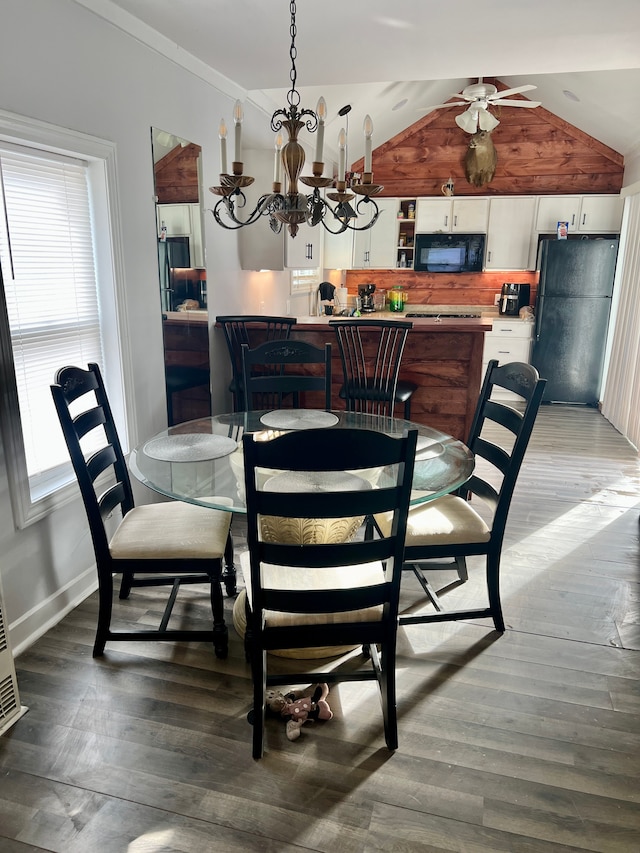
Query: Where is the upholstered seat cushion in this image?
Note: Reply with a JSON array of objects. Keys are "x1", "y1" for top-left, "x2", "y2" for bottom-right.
[
  {"x1": 109, "y1": 501, "x2": 231, "y2": 559},
  {"x1": 234, "y1": 551, "x2": 384, "y2": 658},
  {"x1": 377, "y1": 493, "x2": 491, "y2": 546}
]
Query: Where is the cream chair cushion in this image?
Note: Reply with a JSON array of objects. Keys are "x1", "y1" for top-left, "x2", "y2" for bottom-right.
[
  {"x1": 377, "y1": 493, "x2": 491, "y2": 546},
  {"x1": 234, "y1": 550, "x2": 384, "y2": 659},
  {"x1": 109, "y1": 501, "x2": 231, "y2": 559}
]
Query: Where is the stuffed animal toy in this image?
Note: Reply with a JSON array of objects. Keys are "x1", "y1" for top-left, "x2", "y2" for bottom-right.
[{"x1": 265, "y1": 683, "x2": 333, "y2": 742}]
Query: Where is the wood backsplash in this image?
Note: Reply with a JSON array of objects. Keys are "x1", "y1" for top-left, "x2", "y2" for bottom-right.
[{"x1": 345, "y1": 269, "x2": 538, "y2": 308}]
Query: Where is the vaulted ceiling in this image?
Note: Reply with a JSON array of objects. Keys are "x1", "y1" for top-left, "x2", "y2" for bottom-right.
[{"x1": 82, "y1": 0, "x2": 640, "y2": 163}]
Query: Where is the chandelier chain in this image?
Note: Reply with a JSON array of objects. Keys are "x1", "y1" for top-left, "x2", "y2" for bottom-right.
[
  {"x1": 287, "y1": 0, "x2": 300, "y2": 110},
  {"x1": 209, "y1": 0, "x2": 382, "y2": 237}
]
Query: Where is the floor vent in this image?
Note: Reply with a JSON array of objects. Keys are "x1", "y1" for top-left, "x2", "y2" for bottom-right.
[{"x1": 0, "y1": 590, "x2": 28, "y2": 735}]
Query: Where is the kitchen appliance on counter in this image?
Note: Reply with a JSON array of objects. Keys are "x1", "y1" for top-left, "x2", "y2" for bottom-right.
[
  {"x1": 318, "y1": 281, "x2": 336, "y2": 315},
  {"x1": 499, "y1": 283, "x2": 530, "y2": 316},
  {"x1": 358, "y1": 283, "x2": 376, "y2": 313},
  {"x1": 531, "y1": 238, "x2": 619, "y2": 405}
]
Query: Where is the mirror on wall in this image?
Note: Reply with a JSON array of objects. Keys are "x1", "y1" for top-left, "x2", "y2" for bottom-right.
[{"x1": 151, "y1": 128, "x2": 211, "y2": 425}]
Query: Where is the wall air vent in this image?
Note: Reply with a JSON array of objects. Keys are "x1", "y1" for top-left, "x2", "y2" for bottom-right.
[{"x1": 0, "y1": 587, "x2": 28, "y2": 735}]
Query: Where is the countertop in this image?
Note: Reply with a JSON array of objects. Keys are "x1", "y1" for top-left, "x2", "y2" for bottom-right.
[
  {"x1": 163, "y1": 310, "x2": 208, "y2": 324},
  {"x1": 293, "y1": 312, "x2": 493, "y2": 330}
]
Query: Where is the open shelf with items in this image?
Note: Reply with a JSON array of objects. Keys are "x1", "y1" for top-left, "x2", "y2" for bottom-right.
[{"x1": 396, "y1": 198, "x2": 416, "y2": 269}]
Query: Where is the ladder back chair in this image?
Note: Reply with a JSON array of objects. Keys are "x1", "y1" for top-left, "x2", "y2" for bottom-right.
[
  {"x1": 241, "y1": 339, "x2": 332, "y2": 411},
  {"x1": 241, "y1": 425, "x2": 417, "y2": 759},
  {"x1": 378, "y1": 360, "x2": 546, "y2": 633},
  {"x1": 329, "y1": 319, "x2": 417, "y2": 418},
  {"x1": 51, "y1": 363, "x2": 233, "y2": 658},
  {"x1": 216, "y1": 315, "x2": 296, "y2": 411}
]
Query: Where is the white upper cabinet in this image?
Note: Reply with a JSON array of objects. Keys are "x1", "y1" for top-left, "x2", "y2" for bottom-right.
[
  {"x1": 285, "y1": 221, "x2": 322, "y2": 269},
  {"x1": 156, "y1": 203, "x2": 204, "y2": 267},
  {"x1": 415, "y1": 198, "x2": 451, "y2": 231},
  {"x1": 577, "y1": 195, "x2": 624, "y2": 232},
  {"x1": 157, "y1": 203, "x2": 192, "y2": 236},
  {"x1": 535, "y1": 196, "x2": 582, "y2": 232},
  {"x1": 485, "y1": 197, "x2": 536, "y2": 270},
  {"x1": 535, "y1": 195, "x2": 624, "y2": 234},
  {"x1": 416, "y1": 198, "x2": 488, "y2": 233},
  {"x1": 323, "y1": 226, "x2": 354, "y2": 270},
  {"x1": 352, "y1": 198, "x2": 398, "y2": 269}
]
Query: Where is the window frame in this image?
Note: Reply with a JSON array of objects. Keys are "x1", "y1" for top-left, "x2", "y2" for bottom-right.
[{"x1": 0, "y1": 109, "x2": 134, "y2": 528}]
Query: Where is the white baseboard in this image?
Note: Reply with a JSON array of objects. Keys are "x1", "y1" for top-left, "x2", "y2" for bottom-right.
[{"x1": 10, "y1": 565, "x2": 98, "y2": 657}]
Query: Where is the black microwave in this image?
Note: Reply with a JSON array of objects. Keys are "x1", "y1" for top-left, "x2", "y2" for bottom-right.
[{"x1": 414, "y1": 233, "x2": 485, "y2": 273}]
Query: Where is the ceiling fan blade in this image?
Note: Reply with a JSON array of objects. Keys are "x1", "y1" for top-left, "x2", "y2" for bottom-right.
[
  {"x1": 494, "y1": 84, "x2": 537, "y2": 98},
  {"x1": 478, "y1": 110, "x2": 500, "y2": 131},
  {"x1": 416, "y1": 101, "x2": 468, "y2": 111},
  {"x1": 491, "y1": 98, "x2": 541, "y2": 108}
]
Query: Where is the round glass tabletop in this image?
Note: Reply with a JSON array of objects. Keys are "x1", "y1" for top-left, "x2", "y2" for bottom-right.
[{"x1": 129, "y1": 409, "x2": 474, "y2": 514}]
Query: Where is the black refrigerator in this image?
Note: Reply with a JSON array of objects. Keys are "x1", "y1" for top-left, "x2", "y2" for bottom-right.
[
  {"x1": 531, "y1": 238, "x2": 619, "y2": 405},
  {"x1": 158, "y1": 236, "x2": 190, "y2": 311}
]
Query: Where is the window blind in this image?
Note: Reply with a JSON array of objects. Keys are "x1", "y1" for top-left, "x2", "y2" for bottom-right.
[{"x1": 0, "y1": 147, "x2": 104, "y2": 497}]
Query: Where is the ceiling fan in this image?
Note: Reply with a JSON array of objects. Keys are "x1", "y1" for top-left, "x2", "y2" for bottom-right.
[{"x1": 419, "y1": 78, "x2": 542, "y2": 133}]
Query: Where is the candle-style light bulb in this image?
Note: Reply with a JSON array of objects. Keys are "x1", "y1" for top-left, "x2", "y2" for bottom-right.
[
  {"x1": 315, "y1": 96, "x2": 327, "y2": 163},
  {"x1": 218, "y1": 118, "x2": 228, "y2": 174},
  {"x1": 338, "y1": 127, "x2": 346, "y2": 182},
  {"x1": 273, "y1": 132, "x2": 284, "y2": 184},
  {"x1": 233, "y1": 100, "x2": 243, "y2": 163},
  {"x1": 363, "y1": 114, "x2": 373, "y2": 173}
]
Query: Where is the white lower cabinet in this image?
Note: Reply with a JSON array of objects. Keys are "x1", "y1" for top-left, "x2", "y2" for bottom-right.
[{"x1": 482, "y1": 319, "x2": 534, "y2": 400}]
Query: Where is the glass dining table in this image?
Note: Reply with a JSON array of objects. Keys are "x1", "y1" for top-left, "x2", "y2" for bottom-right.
[{"x1": 129, "y1": 408, "x2": 474, "y2": 514}]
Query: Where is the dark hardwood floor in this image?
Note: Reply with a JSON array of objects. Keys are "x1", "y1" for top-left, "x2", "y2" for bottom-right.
[{"x1": 1, "y1": 405, "x2": 639, "y2": 852}]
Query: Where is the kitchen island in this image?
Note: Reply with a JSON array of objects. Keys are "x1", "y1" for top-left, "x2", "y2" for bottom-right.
[{"x1": 291, "y1": 313, "x2": 492, "y2": 441}]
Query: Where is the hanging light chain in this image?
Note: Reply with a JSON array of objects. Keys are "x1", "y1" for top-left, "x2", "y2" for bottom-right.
[{"x1": 287, "y1": 0, "x2": 300, "y2": 111}]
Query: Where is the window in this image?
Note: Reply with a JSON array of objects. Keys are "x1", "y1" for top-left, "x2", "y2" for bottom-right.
[
  {"x1": 0, "y1": 111, "x2": 127, "y2": 528},
  {"x1": 290, "y1": 268, "x2": 321, "y2": 294}
]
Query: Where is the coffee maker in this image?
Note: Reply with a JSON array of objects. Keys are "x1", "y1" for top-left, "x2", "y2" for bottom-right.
[
  {"x1": 499, "y1": 283, "x2": 530, "y2": 316},
  {"x1": 358, "y1": 283, "x2": 376, "y2": 313}
]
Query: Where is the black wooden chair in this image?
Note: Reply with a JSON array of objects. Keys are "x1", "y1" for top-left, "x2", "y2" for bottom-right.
[
  {"x1": 216, "y1": 315, "x2": 296, "y2": 411},
  {"x1": 329, "y1": 319, "x2": 418, "y2": 418},
  {"x1": 377, "y1": 360, "x2": 546, "y2": 633},
  {"x1": 241, "y1": 425, "x2": 417, "y2": 759},
  {"x1": 241, "y1": 339, "x2": 332, "y2": 411},
  {"x1": 51, "y1": 363, "x2": 233, "y2": 658}
]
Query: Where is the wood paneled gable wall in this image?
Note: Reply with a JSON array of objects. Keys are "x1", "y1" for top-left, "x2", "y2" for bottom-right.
[
  {"x1": 154, "y1": 142, "x2": 201, "y2": 204},
  {"x1": 353, "y1": 79, "x2": 624, "y2": 197}
]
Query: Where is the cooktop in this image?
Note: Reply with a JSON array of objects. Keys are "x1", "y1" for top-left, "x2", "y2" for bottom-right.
[{"x1": 405, "y1": 312, "x2": 480, "y2": 318}]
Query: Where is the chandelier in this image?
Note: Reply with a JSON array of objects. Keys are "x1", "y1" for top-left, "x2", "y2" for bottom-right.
[{"x1": 209, "y1": 0, "x2": 383, "y2": 238}]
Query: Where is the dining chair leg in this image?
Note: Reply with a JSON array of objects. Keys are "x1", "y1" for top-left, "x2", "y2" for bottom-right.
[
  {"x1": 223, "y1": 528, "x2": 237, "y2": 596},
  {"x1": 486, "y1": 553, "x2": 505, "y2": 632},
  {"x1": 251, "y1": 649, "x2": 267, "y2": 760},
  {"x1": 243, "y1": 594, "x2": 253, "y2": 663},
  {"x1": 119, "y1": 570, "x2": 134, "y2": 599},
  {"x1": 209, "y1": 561, "x2": 229, "y2": 658},
  {"x1": 380, "y1": 641, "x2": 398, "y2": 751},
  {"x1": 93, "y1": 570, "x2": 114, "y2": 658},
  {"x1": 455, "y1": 556, "x2": 468, "y2": 582}
]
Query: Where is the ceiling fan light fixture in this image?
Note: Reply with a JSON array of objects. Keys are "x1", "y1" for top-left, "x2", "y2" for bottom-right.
[
  {"x1": 478, "y1": 109, "x2": 500, "y2": 131},
  {"x1": 455, "y1": 108, "x2": 479, "y2": 134}
]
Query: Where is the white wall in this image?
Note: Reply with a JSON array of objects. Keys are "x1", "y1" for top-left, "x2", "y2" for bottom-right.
[{"x1": 0, "y1": 0, "x2": 293, "y2": 651}]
